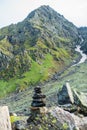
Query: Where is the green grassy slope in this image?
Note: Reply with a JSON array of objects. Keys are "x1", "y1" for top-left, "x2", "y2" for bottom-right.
[{"x1": 0, "y1": 61, "x2": 87, "y2": 113}]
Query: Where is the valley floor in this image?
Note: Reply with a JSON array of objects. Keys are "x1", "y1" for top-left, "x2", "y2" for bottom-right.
[{"x1": 0, "y1": 59, "x2": 87, "y2": 115}]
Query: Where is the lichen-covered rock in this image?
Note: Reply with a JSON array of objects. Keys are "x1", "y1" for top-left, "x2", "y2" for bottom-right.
[
  {"x1": 26, "y1": 106, "x2": 78, "y2": 130},
  {"x1": 50, "y1": 107, "x2": 87, "y2": 130},
  {"x1": 11, "y1": 106, "x2": 87, "y2": 130},
  {"x1": 27, "y1": 112, "x2": 69, "y2": 130},
  {"x1": 12, "y1": 120, "x2": 26, "y2": 130},
  {"x1": 73, "y1": 90, "x2": 87, "y2": 116},
  {"x1": 72, "y1": 113, "x2": 87, "y2": 130},
  {"x1": 49, "y1": 107, "x2": 76, "y2": 130}
]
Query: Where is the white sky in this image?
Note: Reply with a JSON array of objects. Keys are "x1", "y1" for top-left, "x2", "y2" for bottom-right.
[{"x1": 0, "y1": 0, "x2": 87, "y2": 28}]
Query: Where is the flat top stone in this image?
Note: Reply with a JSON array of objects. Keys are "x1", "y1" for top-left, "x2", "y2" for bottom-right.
[{"x1": 34, "y1": 86, "x2": 41, "y2": 91}]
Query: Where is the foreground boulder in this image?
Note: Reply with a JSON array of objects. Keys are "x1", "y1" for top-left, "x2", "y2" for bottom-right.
[
  {"x1": 49, "y1": 107, "x2": 76, "y2": 130},
  {"x1": 13, "y1": 107, "x2": 77, "y2": 130},
  {"x1": 57, "y1": 82, "x2": 87, "y2": 116},
  {"x1": 12, "y1": 106, "x2": 87, "y2": 130},
  {"x1": 73, "y1": 90, "x2": 87, "y2": 116},
  {"x1": 50, "y1": 107, "x2": 87, "y2": 130},
  {"x1": 0, "y1": 106, "x2": 12, "y2": 130},
  {"x1": 57, "y1": 82, "x2": 74, "y2": 105}
]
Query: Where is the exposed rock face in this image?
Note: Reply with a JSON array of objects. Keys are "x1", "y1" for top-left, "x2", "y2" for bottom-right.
[
  {"x1": 0, "y1": 52, "x2": 10, "y2": 70},
  {"x1": 0, "y1": 106, "x2": 12, "y2": 130},
  {"x1": 78, "y1": 27, "x2": 87, "y2": 54},
  {"x1": 58, "y1": 82, "x2": 74, "y2": 105}
]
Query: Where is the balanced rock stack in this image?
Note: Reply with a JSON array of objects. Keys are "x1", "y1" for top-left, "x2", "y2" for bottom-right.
[{"x1": 31, "y1": 86, "x2": 47, "y2": 114}]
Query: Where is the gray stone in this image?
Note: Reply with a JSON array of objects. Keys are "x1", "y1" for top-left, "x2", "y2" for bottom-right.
[
  {"x1": 50, "y1": 106, "x2": 87, "y2": 130},
  {"x1": 58, "y1": 83, "x2": 87, "y2": 115},
  {"x1": 12, "y1": 120, "x2": 26, "y2": 130},
  {"x1": 57, "y1": 82, "x2": 74, "y2": 105},
  {"x1": 49, "y1": 107, "x2": 77, "y2": 130},
  {"x1": 73, "y1": 90, "x2": 87, "y2": 115}
]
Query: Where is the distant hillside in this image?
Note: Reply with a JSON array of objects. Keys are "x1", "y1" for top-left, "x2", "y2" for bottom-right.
[
  {"x1": 78, "y1": 27, "x2": 87, "y2": 54},
  {"x1": 0, "y1": 5, "x2": 80, "y2": 97}
]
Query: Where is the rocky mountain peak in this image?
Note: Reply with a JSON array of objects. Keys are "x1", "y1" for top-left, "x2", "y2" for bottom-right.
[
  {"x1": 24, "y1": 5, "x2": 78, "y2": 40},
  {"x1": 25, "y1": 5, "x2": 67, "y2": 25},
  {"x1": 0, "y1": 5, "x2": 80, "y2": 96}
]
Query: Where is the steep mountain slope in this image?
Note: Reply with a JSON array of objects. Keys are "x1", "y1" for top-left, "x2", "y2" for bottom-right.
[
  {"x1": 78, "y1": 27, "x2": 87, "y2": 54},
  {"x1": 0, "y1": 5, "x2": 80, "y2": 97}
]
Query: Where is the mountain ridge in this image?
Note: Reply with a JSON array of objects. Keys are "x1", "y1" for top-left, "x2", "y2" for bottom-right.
[{"x1": 0, "y1": 5, "x2": 82, "y2": 97}]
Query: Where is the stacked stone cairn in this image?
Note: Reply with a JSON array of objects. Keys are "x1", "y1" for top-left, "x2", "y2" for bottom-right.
[
  {"x1": 27, "y1": 86, "x2": 47, "y2": 123},
  {"x1": 30, "y1": 86, "x2": 47, "y2": 114}
]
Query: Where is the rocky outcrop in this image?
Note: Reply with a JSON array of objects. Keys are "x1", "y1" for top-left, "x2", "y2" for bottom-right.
[
  {"x1": 78, "y1": 27, "x2": 87, "y2": 54},
  {"x1": 73, "y1": 90, "x2": 87, "y2": 116},
  {"x1": 57, "y1": 82, "x2": 74, "y2": 105},
  {"x1": 50, "y1": 107, "x2": 76, "y2": 130},
  {"x1": 12, "y1": 107, "x2": 77, "y2": 130},
  {"x1": 12, "y1": 106, "x2": 87, "y2": 130},
  {"x1": 0, "y1": 52, "x2": 11, "y2": 70},
  {"x1": 50, "y1": 107, "x2": 87, "y2": 130},
  {"x1": 57, "y1": 83, "x2": 87, "y2": 116},
  {"x1": 72, "y1": 114, "x2": 87, "y2": 130}
]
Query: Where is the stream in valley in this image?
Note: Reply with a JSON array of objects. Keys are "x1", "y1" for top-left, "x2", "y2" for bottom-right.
[{"x1": 75, "y1": 45, "x2": 87, "y2": 65}]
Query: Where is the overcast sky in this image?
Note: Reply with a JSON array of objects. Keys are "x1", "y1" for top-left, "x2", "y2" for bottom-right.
[{"x1": 0, "y1": 0, "x2": 87, "y2": 28}]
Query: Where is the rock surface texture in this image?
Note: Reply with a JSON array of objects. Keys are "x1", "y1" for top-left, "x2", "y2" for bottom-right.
[
  {"x1": 58, "y1": 82, "x2": 74, "y2": 105},
  {"x1": 57, "y1": 83, "x2": 87, "y2": 115},
  {"x1": 12, "y1": 106, "x2": 87, "y2": 130},
  {"x1": 0, "y1": 106, "x2": 12, "y2": 130},
  {"x1": 50, "y1": 107, "x2": 87, "y2": 130}
]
